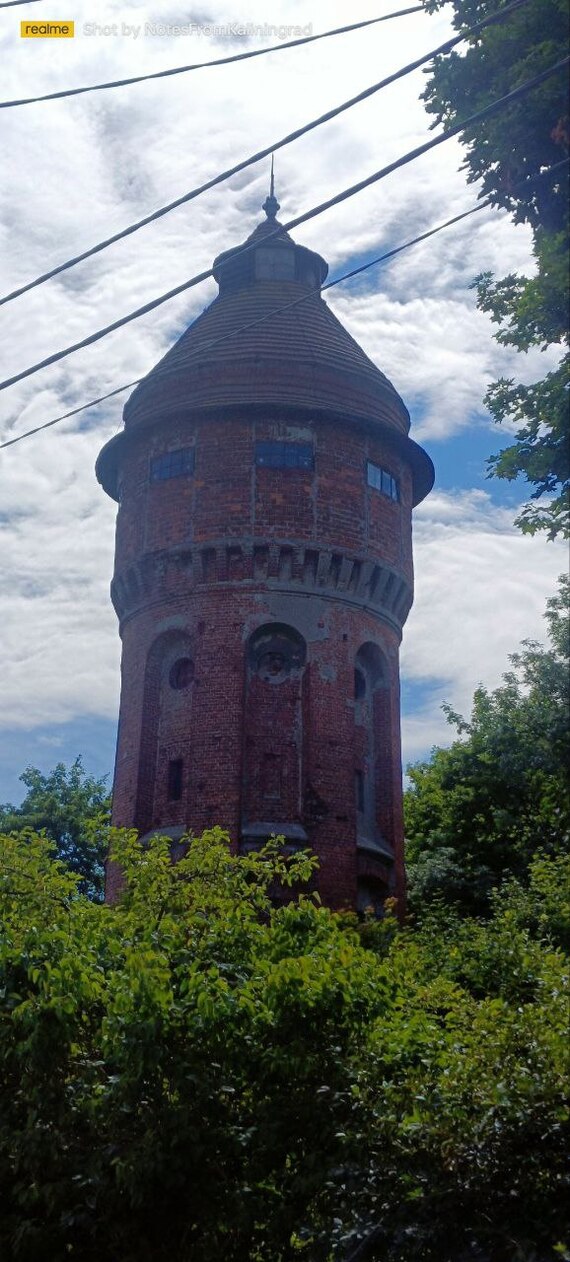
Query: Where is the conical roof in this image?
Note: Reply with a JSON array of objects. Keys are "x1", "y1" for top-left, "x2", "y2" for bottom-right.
[{"x1": 97, "y1": 196, "x2": 434, "y2": 504}]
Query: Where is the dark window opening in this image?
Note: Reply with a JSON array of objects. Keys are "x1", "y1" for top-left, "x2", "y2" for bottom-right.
[
  {"x1": 150, "y1": 448, "x2": 195, "y2": 484},
  {"x1": 355, "y1": 769, "x2": 364, "y2": 813},
  {"x1": 366, "y1": 460, "x2": 399, "y2": 502},
  {"x1": 255, "y1": 441, "x2": 314, "y2": 470},
  {"x1": 167, "y1": 758, "x2": 183, "y2": 801},
  {"x1": 169, "y1": 657, "x2": 195, "y2": 690},
  {"x1": 357, "y1": 879, "x2": 387, "y2": 918},
  {"x1": 262, "y1": 752, "x2": 282, "y2": 802},
  {"x1": 354, "y1": 667, "x2": 366, "y2": 701},
  {"x1": 255, "y1": 248, "x2": 296, "y2": 282}
]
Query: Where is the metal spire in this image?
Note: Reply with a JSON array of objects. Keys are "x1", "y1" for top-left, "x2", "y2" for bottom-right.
[{"x1": 262, "y1": 154, "x2": 280, "y2": 220}]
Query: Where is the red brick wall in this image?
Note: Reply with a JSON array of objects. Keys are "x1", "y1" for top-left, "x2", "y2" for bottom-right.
[
  {"x1": 115, "y1": 410, "x2": 414, "y2": 582},
  {"x1": 106, "y1": 409, "x2": 413, "y2": 911}
]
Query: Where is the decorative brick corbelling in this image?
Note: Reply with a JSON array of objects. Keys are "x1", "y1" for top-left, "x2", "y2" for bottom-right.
[{"x1": 111, "y1": 537, "x2": 413, "y2": 634}]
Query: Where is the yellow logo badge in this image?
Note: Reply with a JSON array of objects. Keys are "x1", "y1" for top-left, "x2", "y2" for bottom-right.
[{"x1": 21, "y1": 21, "x2": 74, "y2": 37}]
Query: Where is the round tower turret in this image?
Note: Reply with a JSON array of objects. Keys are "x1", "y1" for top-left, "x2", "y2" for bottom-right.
[{"x1": 97, "y1": 188, "x2": 434, "y2": 910}]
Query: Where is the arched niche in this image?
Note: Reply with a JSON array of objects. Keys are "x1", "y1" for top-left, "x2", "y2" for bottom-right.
[
  {"x1": 247, "y1": 623, "x2": 306, "y2": 681},
  {"x1": 354, "y1": 642, "x2": 388, "y2": 698},
  {"x1": 136, "y1": 629, "x2": 195, "y2": 834},
  {"x1": 241, "y1": 623, "x2": 307, "y2": 842},
  {"x1": 353, "y1": 642, "x2": 391, "y2": 849}
]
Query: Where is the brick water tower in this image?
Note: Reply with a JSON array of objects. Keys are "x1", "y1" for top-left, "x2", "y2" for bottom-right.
[{"x1": 96, "y1": 185, "x2": 434, "y2": 910}]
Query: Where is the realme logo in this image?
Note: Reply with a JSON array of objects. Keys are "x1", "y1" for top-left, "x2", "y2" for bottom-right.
[{"x1": 21, "y1": 21, "x2": 74, "y2": 37}]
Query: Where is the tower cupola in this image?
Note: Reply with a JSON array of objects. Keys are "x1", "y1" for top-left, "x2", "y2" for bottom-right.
[{"x1": 97, "y1": 190, "x2": 432, "y2": 505}]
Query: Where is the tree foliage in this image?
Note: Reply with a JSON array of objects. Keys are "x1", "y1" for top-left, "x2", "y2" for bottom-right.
[
  {"x1": 422, "y1": 0, "x2": 569, "y2": 537},
  {"x1": 0, "y1": 758, "x2": 110, "y2": 899},
  {"x1": 0, "y1": 827, "x2": 568, "y2": 1261},
  {"x1": 405, "y1": 577, "x2": 570, "y2": 914}
]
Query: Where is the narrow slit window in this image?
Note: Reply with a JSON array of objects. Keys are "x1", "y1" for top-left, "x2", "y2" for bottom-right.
[
  {"x1": 354, "y1": 667, "x2": 366, "y2": 701},
  {"x1": 167, "y1": 758, "x2": 183, "y2": 802},
  {"x1": 262, "y1": 752, "x2": 282, "y2": 802},
  {"x1": 150, "y1": 448, "x2": 195, "y2": 484},
  {"x1": 366, "y1": 460, "x2": 399, "y2": 502},
  {"x1": 355, "y1": 769, "x2": 364, "y2": 813},
  {"x1": 255, "y1": 441, "x2": 314, "y2": 470}
]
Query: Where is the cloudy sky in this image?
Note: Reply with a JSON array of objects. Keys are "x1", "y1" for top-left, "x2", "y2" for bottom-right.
[{"x1": 0, "y1": 0, "x2": 565, "y2": 803}]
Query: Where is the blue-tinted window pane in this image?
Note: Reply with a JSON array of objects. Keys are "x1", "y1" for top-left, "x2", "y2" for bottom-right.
[
  {"x1": 367, "y1": 461, "x2": 399, "y2": 502},
  {"x1": 150, "y1": 448, "x2": 195, "y2": 483},
  {"x1": 255, "y1": 441, "x2": 314, "y2": 470}
]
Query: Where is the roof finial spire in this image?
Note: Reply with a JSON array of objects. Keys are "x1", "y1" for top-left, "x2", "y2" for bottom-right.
[{"x1": 262, "y1": 154, "x2": 280, "y2": 220}]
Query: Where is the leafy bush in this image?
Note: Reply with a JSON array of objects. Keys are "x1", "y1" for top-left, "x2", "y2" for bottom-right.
[{"x1": 1, "y1": 829, "x2": 568, "y2": 1261}]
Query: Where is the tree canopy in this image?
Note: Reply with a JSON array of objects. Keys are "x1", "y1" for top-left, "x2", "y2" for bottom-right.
[
  {"x1": 405, "y1": 576, "x2": 570, "y2": 914},
  {"x1": 0, "y1": 826, "x2": 568, "y2": 1261},
  {"x1": 0, "y1": 758, "x2": 110, "y2": 899},
  {"x1": 422, "y1": 0, "x2": 569, "y2": 537}
]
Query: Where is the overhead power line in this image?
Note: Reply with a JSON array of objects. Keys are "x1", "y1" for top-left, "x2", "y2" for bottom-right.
[
  {"x1": 1, "y1": 52, "x2": 566, "y2": 394},
  {"x1": 0, "y1": 203, "x2": 492, "y2": 451},
  {"x1": 0, "y1": 0, "x2": 531, "y2": 308},
  {"x1": 0, "y1": 9, "x2": 423, "y2": 108},
  {"x1": 2, "y1": 157, "x2": 566, "y2": 452},
  {"x1": 0, "y1": 0, "x2": 44, "y2": 7}
]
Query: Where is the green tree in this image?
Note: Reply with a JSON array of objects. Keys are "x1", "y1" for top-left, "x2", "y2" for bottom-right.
[
  {"x1": 0, "y1": 758, "x2": 110, "y2": 899},
  {"x1": 405, "y1": 578, "x2": 570, "y2": 914},
  {"x1": 422, "y1": 0, "x2": 569, "y2": 537},
  {"x1": 343, "y1": 856, "x2": 570, "y2": 1261},
  {"x1": 0, "y1": 827, "x2": 381, "y2": 1262},
  {"x1": 0, "y1": 827, "x2": 568, "y2": 1261}
]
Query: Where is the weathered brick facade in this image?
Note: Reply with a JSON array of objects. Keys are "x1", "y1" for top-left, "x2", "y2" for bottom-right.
[{"x1": 97, "y1": 197, "x2": 433, "y2": 910}]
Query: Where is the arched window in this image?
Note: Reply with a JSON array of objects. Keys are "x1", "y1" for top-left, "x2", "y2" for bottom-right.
[
  {"x1": 354, "y1": 666, "x2": 366, "y2": 701},
  {"x1": 242, "y1": 624, "x2": 307, "y2": 842},
  {"x1": 136, "y1": 630, "x2": 195, "y2": 834},
  {"x1": 169, "y1": 657, "x2": 195, "y2": 690},
  {"x1": 354, "y1": 643, "x2": 390, "y2": 847},
  {"x1": 355, "y1": 643, "x2": 387, "y2": 696}
]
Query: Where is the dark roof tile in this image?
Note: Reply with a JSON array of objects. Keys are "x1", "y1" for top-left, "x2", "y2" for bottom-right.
[{"x1": 124, "y1": 281, "x2": 410, "y2": 434}]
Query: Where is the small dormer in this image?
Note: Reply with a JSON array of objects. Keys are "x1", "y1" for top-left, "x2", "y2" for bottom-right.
[{"x1": 213, "y1": 171, "x2": 328, "y2": 295}]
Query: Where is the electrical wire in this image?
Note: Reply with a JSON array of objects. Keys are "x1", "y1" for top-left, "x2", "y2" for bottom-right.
[
  {"x1": 1, "y1": 53, "x2": 566, "y2": 394},
  {"x1": 0, "y1": 204, "x2": 492, "y2": 450},
  {"x1": 0, "y1": 8, "x2": 423, "y2": 108},
  {"x1": 0, "y1": 0, "x2": 44, "y2": 7},
  {"x1": 2, "y1": 155, "x2": 567, "y2": 452},
  {"x1": 0, "y1": 0, "x2": 531, "y2": 308},
  {"x1": 2, "y1": 156, "x2": 565, "y2": 453}
]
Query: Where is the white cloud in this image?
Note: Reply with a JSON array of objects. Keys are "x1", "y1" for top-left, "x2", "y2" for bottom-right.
[
  {"x1": 0, "y1": 0, "x2": 562, "y2": 771},
  {"x1": 0, "y1": 425, "x2": 119, "y2": 729},
  {"x1": 400, "y1": 491, "x2": 567, "y2": 764},
  {"x1": 329, "y1": 255, "x2": 561, "y2": 443}
]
